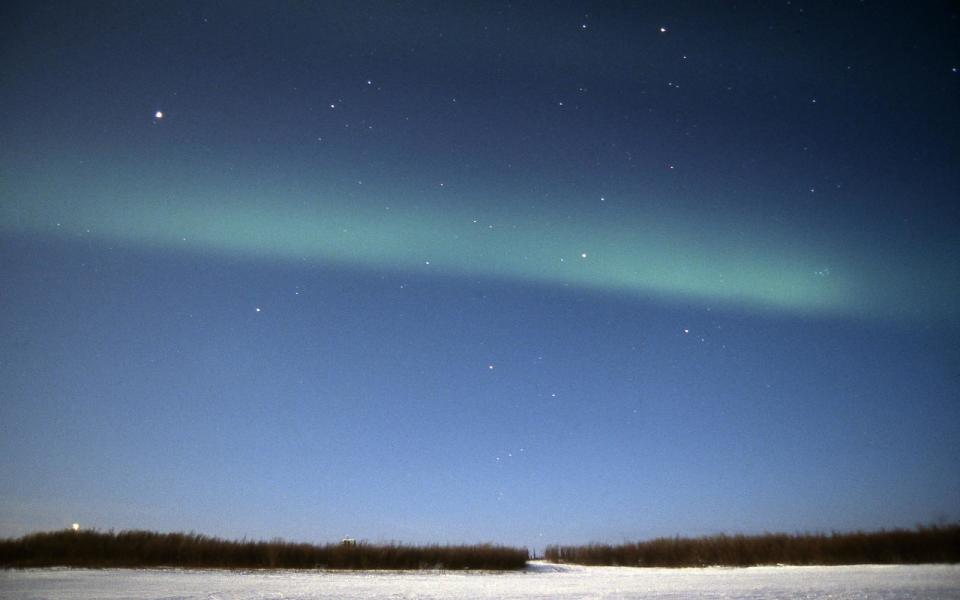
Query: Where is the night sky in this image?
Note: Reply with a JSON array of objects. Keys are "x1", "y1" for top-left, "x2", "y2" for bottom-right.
[{"x1": 1, "y1": 1, "x2": 958, "y2": 549}]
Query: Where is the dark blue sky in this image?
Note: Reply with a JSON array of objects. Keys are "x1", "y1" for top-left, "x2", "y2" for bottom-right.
[{"x1": 1, "y1": 1, "x2": 958, "y2": 548}]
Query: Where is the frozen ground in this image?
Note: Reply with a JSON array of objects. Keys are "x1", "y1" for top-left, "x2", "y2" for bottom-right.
[{"x1": 1, "y1": 562, "x2": 958, "y2": 599}]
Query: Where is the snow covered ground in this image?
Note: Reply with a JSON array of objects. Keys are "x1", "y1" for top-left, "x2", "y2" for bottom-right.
[{"x1": 2, "y1": 562, "x2": 958, "y2": 599}]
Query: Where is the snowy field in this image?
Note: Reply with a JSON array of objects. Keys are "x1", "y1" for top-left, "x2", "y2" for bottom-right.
[{"x1": 2, "y1": 562, "x2": 959, "y2": 599}]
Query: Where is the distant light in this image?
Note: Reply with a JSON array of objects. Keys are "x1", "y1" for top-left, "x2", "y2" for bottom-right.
[
  {"x1": 488, "y1": 364, "x2": 495, "y2": 370},
  {"x1": 580, "y1": 252, "x2": 588, "y2": 258},
  {"x1": 255, "y1": 307, "x2": 261, "y2": 312},
  {"x1": 71, "y1": 523, "x2": 80, "y2": 531},
  {"x1": 659, "y1": 26, "x2": 668, "y2": 33}
]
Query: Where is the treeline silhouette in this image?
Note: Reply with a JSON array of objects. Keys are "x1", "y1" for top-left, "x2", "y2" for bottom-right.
[
  {"x1": 0, "y1": 529, "x2": 529, "y2": 570},
  {"x1": 545, "y1": 525, "x2": 960, "y2": 567}
]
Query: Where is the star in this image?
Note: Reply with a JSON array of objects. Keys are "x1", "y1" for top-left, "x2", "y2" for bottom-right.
[
  {"x1": 154, "y1": 110, "x2": 163, "y2": 120},
  {"x1": 659, "y1": 26, "x2": 668, "y2": 33}
]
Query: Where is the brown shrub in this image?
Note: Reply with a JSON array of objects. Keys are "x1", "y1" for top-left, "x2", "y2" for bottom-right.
[
  {"x1": 0, "y1": 529, "x2": 528, "y2": 570},
  {"x1": 544, "y1": 525, "x2": 960, "y2": 567}
]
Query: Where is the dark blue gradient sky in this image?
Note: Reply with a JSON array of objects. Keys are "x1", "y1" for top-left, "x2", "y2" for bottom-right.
[{"x1": 1, "y1": 1, "x2": 958, "y2": 547}]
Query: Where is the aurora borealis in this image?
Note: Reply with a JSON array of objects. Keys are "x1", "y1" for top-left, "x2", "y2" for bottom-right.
[
  {"x1": 3, "y1": 158, "x2": 955, "y2": 322},
  {"x1": 1, "y1": 2, "x2": 958, "y2": 548}
]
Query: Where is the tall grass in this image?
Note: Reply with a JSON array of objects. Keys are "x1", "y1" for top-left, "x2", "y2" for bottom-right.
[
  {"x1": 545, "y1": 525, "x2": 960, "y2": 567},
  {"x1": 0, "y1": 529, "x2": 529, "y2": 570}
]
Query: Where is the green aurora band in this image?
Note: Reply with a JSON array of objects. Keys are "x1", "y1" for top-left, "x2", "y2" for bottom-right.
[{"x1": 2, "y1": 165, "x2": 955, "y2": 323}]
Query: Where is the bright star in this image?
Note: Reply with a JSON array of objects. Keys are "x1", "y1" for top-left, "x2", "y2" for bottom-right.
[{"x1": 154, "y1": 110, "x2": 163, "y2": 120}]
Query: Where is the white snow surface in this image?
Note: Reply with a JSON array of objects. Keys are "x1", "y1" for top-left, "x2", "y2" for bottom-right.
[{"x1": 1, "y1": 562, "x2": 958, "y2": 599}]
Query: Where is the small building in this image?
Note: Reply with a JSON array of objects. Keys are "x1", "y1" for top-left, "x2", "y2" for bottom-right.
[{"x1": 341, "y1": 537, "x2": 356, "y2": 547}]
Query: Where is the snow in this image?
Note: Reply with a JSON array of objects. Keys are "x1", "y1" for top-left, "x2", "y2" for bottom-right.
[{"x1": 1, "y1": 563, "x2": 958, "y2": 599}]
